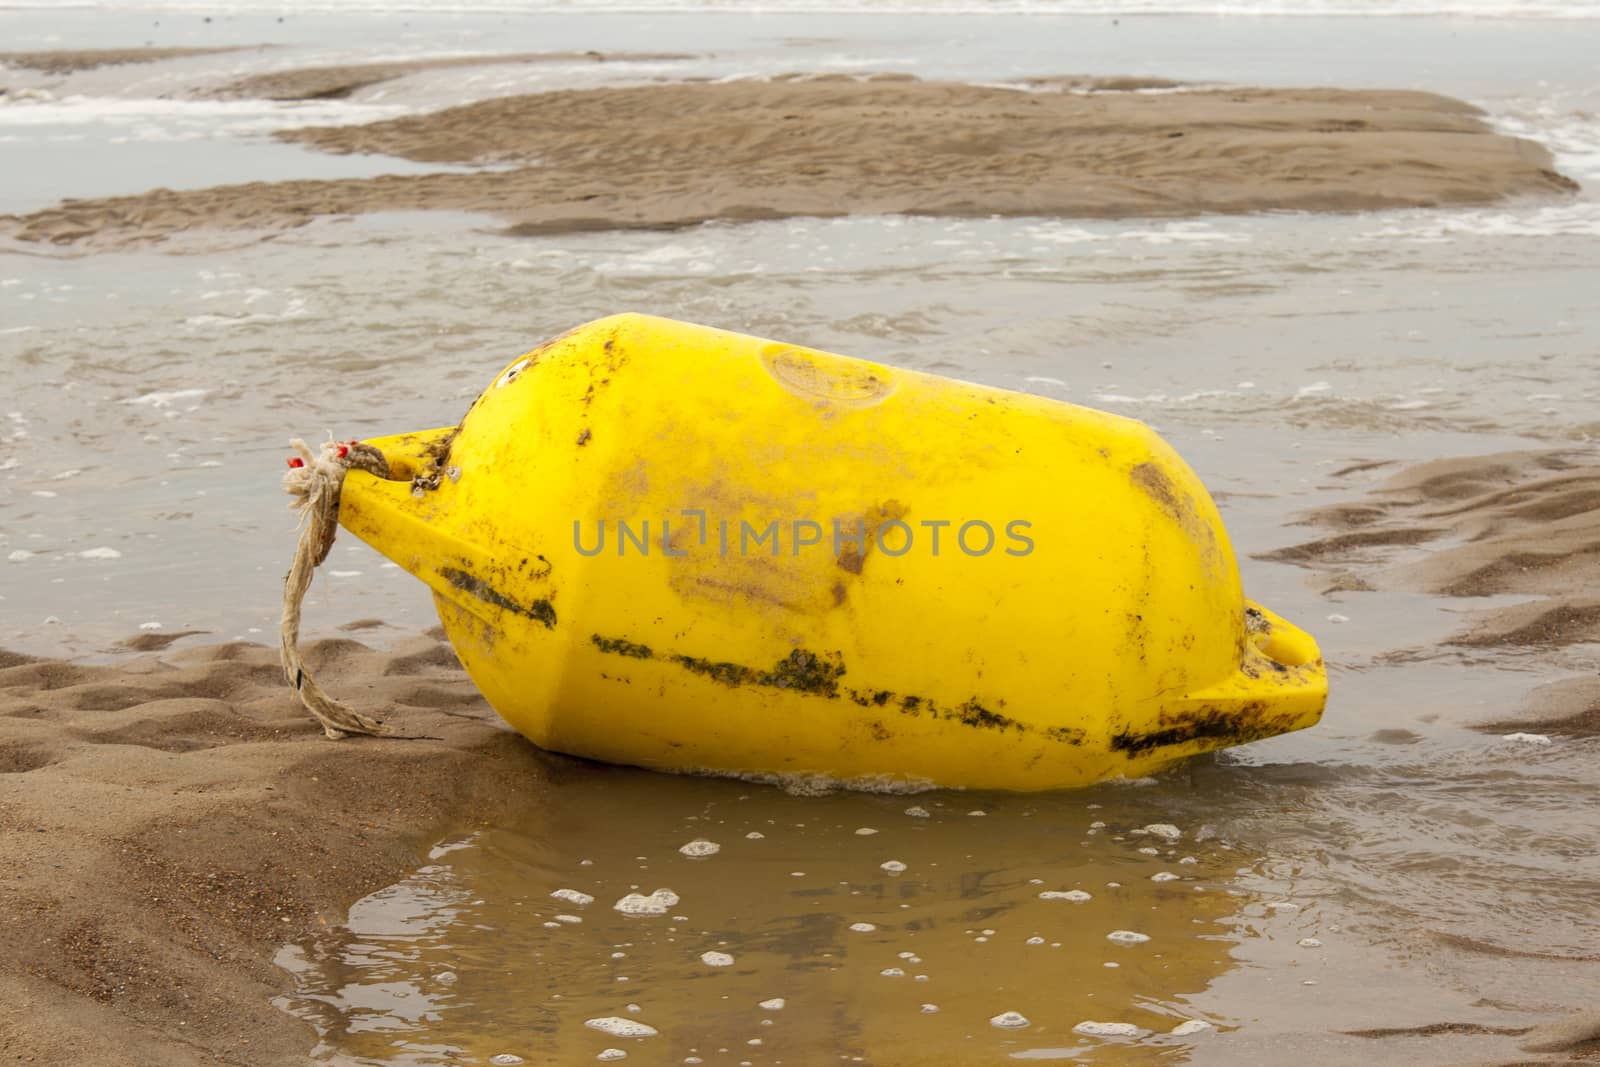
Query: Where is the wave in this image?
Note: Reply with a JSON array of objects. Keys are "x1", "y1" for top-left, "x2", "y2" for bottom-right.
[{"x1": 3, "y1": 0, "x2": 1599, "y2": 20}]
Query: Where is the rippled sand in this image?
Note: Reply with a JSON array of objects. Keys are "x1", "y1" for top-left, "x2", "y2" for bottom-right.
[{"x1": 2, "y1": 79, "x2": 1575, "y2": 248}]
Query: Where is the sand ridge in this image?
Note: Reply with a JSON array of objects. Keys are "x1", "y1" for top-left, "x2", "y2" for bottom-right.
[
  {"x1": 0, "y1": 47, "x2": 254, "y2": 75},
  {"x1": 1262, "y1": 449, "x2": 1600, "y2": 734},
  {"x1": 215, "y1": 50, "x2": 698, "y2": 101},
  {"x1": 0, "y1": 630, "x2": 556, "y2": 1066},
  {"x1": 1, "y1": 78, "x2": 1578, "y2": 249}
]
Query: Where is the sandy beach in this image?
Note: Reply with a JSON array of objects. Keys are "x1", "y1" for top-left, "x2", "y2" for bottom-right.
[
  {"x1": 1267, "y1": 449, "x2": 1600, "y2": 674},
  {"x1": 3, "y1": 20, "x2": 1599, "y2": 1067},
  {"x1": 0, "y1": 46, "x2": 253, "y2": 74},
  {"x1": 1, "y1": 75, "x2": 1575, "y2": 248},
  {"x1": 0, "y1": 631, "x2": 538, "y2": 1066}
]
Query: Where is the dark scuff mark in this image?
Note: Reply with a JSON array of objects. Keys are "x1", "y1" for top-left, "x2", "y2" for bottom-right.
[
  {"x1": 671, "y1": 654, "x2": 754, "y2": 688},
  {"x1": 407, "y1": 423, "x2": 462, "y2": 495},
  {"x1": 765, "y1": 649, "x2": 846, "y2": 695},
  {"x1": 1110, "y1": 703, "x2": 1281, "y2": 756},
  {"x1": 671, "y1": 648, "x2": 848, "y2": 696},
  {"x1": 831, "y1": 581, "x2": 848, "y2": 606},
  {"x1": 576, "y1": 427, "x2": 592, "y2": 447},
  {"x1": 833, "y1": 500, "x2": 908, "y2": 576},
  {"x1": 591, "y1": 634, "x2": 653, "y2": 658},
  {"x1": 957, "y1": 699, "x2": 1023, "y2": 733},
  {"x1": 584, "y1": 634, "x2": 1081, "y2": 743},
  {"x1": 439, "y1": 566, "x2": 557, "y2": 629},
  {"x1": 1046, "y1": 725, "x2": 1087, "y2": 745},
  {"x1": 1131, "y1": 461, "x2": 1182, "y2": 521}
]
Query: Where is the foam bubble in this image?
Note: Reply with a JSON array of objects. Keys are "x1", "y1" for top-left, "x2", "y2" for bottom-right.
[
  {"x1": 1039, "y1": 890, "x2": 1092, "y2": 902},
  {"x1": 881, "y1": 860, "x2": 907, "y2": 873},
  {"x1": 1297, "y1": 937, "x2": 1323, "y2": 948},
  {"x1": 1073, "y1": 1021, "x2": 1145, "y2": 1037},
  {"x1": 552, "y1": 888, "x2": 594, "y2": 906},
  {"x1": 584, "y1": 1018, "x2": 658, "y2": 1038},
  {"x1": 597, "y1": 1051, "x2": 627, "y2": 1061},
  {"x1": 990, "y1": 1011, "x2": 1030, "y2": 1029},
  {"x1": 759, "y1": 998, "x2": 785, "y2": 1010},
  {"x1": 614, "y1": 889, "x2": 679, "y2": 916},
  {"x1": 79, "y1": 547, "x2": 122, "y2": 560},
  {"x1": 701, "y1": 951, "x2": 735, "y2": 967},
  {"x1": 679, "y1": 839, "x2": 721, "y2": 857},
  {"x1": 1106, "y1": 930, "x2": 1150, "y2": 944},
  {"x1": 855, "y1": 827, "x2": 878, "y2": 835},
  {"x1": 904, "y1": 806, "x2": 930, "y2": 818},
  {"x1": 490, "y1": 1056, "x2": 524, "y2": 1065},
  {"x1": 920, "y1": 1003, "x2": 940, "y2": 1013},
  {"x1": 1151, "y1": 872, "x2": 1180, "y2": 882},
  {"x1": 1171, "y1": 1020, "x2": 1215, "y2": 1036},
  {"x1": 1503, "y1": 732, "x2": 1553, "y2": 745},
  {"x1": 1143, "y1": 824, "x2": 1181, "y2": 841},
  {"x1": 849, "y1": 922, "x2": 877, "y2": 932},
  {"x1": 122, "y1": 388, "x2": 206, "y2": 408}
]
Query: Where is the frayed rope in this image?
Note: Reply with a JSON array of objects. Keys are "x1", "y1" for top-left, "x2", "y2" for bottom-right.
[{"x1": 280, "y1": 436, "x2": 395, "y2": 739}]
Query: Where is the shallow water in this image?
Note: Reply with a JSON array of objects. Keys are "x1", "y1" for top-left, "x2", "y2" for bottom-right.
[
  {"x1": 4, "y1": 7, "x2": 1600, "y2": 1063},
  {"x1": 273, "y1": 719, "x2": 1600, "y2": 1064},
  {"x1": 279, "y1": 772, "x2": 1255, "y2": 1064}
]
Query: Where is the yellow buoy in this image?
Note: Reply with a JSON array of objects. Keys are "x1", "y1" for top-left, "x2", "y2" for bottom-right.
[{"x1": 338, "y1": 313, "x2": 1325, "y2": 790}]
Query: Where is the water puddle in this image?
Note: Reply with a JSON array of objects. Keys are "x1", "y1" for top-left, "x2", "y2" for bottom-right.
[{"x1": 277, "y1": 764, "x2": 1267, "y2": 1065}]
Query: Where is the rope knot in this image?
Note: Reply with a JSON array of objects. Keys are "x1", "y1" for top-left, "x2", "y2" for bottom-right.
[{"x1": 279, "y1": 436, "x2": 394, "y2": 740}]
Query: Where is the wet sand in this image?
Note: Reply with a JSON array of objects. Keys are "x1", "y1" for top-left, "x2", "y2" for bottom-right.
[
  {"x1": 1, "y1": 79, "x2": 1577, "y2": 248},
  {"x1": 1265, "y1": 449, "x2": 1600, "y2": 735},
  {"x1": 0, "y1": 631, "x2": 534, "y2": 1066},
  {"x1": 0, "y1": 47, "x2": 254, "y2": 75},
  {"x1": 214, "y1": 51, "x2": 698, "y2": 102}
]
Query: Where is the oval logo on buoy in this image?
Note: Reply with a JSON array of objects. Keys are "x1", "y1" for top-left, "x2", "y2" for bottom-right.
[
  {"x1": 494, "y1": 359, "x2": 532, "y2": 389},
  {"x1": 761, "y1": 344, "x2": 895, "y2": 407}
]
